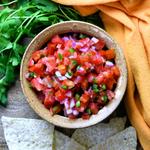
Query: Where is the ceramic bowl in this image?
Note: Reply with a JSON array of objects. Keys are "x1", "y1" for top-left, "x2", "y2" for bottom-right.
[{"x1": 20, "y1": 21, "x2": 127, "y2": 128}]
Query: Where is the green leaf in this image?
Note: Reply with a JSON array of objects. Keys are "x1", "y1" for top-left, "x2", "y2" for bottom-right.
[
  {"x1": 33, "y1": 0, "x2": 58, "y2": 12},
  {"x1": 0, "y1": 36, "x2": 12, "y2": 53},
  {"x1": 0, "y1": 91, "x2": 7, "y2": 106},
  {"x1": 0, "y1": 7, "x2": 13, "y2": 22},
  {"x1": 9, "y1": 57, "x2": 19, "y2": 66}
]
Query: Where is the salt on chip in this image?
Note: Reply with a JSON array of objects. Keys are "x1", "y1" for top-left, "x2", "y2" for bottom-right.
[
  {"x1": 72, "y1": 117, "x2": 126, "y2": 148},
  {"x1": 1, "y1": 116, "x2": 54, "y2": 150},
  {"x1": 54, "y1": 130, "x2": 86, "y2": 150}
]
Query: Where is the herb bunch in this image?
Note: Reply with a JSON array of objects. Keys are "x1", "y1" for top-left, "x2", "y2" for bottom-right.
[{"x1": 0, "y1": 0, "x2": 103, "y2": 106}]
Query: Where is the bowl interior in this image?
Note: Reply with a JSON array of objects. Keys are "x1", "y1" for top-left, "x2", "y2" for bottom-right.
[{"x1": 20, "y1": 21, "x2": 127, "y2": 128}]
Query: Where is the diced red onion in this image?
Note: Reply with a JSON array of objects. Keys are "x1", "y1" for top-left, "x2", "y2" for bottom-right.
[
  {"x1": 73, "y1": 109, "x2": 79, "y2": 116},
  {"x1": 70, "y1": 98, "x2": 75, "y2": 108},
  {"x1": 66, "y1": 91, "x2": 72, "y2": 97},
  {"x1": 62, "y1": 36, "x2": 69, "y2": 41},
  {"x1": 76, "y1": 42, "x2": 84, "y2": 47},
  {"x1": 66, "y1": 109, "x2": 73, "y2": 115},
  {"x1": 72, "y1": 41, "x2": 76, "y2": 48},
  {"x1": 25, "y1": 73, "x2": 29, "y2": 79},
  {"x1": 74, "y1": 76, "x2": 83, "y2": 84},
  {"x1": 105, "y1": 61, "x2": 114, "y2": 67},
  {"x1": 42, "y1": 78, "x2": 52, "y2": 88},
  {"x1": 107, "y1": 90, "x2": 115, "y2": 100},
  {"x1": 64, "y1": 99, "x2": 69, "y2": 109},
  {"x1": 58, "y1": 76, "x2": 67, "y2": 81},
  {"x1": 79, "y1": 47, "x2": 89, "y2": 52},
  {"x1": 56, "y1": 44, "x2": 62, "y2": 49},
  {"x1": 91, "y1": 37, "x2": 99, "y2": 44},
  {"x1": 55, "y1": 71, "x2": 62, "y2": 77},
  {"x1": 36, "y1": 77, "x2": 43, "y2": 84},
  {"x1": 91, "y1": 46, "x2": 96, "y2": 50}
]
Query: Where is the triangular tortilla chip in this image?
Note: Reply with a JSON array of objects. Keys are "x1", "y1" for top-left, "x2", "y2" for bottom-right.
[
  {"x1": 1, "y1": 116, "x2": 54, "y2": 150},
  {"x1": 54, "y1": 130, "x2": 86, "y2": 150},
  {"x1": 89, "y1": 127, "x2": 137, "y2": 150},
  {"x1": 72, "y1": 117, "x2": 126, "y2": 148}
]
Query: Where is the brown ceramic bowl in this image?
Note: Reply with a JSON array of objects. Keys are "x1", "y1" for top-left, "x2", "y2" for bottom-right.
[{"x1": 20, "y1": 21, "x2": 127, "y2": 128}]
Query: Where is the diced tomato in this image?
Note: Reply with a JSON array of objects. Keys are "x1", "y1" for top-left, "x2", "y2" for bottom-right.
[
  {"x1": 52, "y1": 78, "x2": 60, "y2": 90},
  {"x1": 80, "y1": 92, "x2": 90, "y2": 104},
  {"x1": 51, "y1": 104, "x2": 62, "y2": 114},
  {"x1": 82, "y1": 113, "x2": 90, "y2": 120},
  {"x1": 111, "y1": 66, "x2": 120, "y2": 80},
  {"x1": 89, "y1": 103, "x2": 99, "y2": 114},
  {"x1": 87, "y1": 73, "x2": 96, "y2": 83},
  {"x1": 63, "y1": 49, "x2": 71, "y2": 57},
  {"x1": 29, "y1": 62, "x2": 44, "y2": 76},
  {"x1": 94, "y1": 39, "x2": 105, "y2": 50},
  {"x1": 28, "y1": 58, "x2": 34, "y2": 67},
  {"x1": 31, "y1": 78, "x2": 45, "y2": 91},
  {"x1": 57, "y1": 65, "x2": 66, "y2": 75},
  {"x1": 99, "y1": 49, "x2": 116, "y2": 60},
  {"x1": 55, "y1": 90, "x2": 66, "y2": 101},
  {"x1": 79, "y1": 54, "x2": 89, "y2": 64},
  {"x1": 41, "y1": 56, "x2": 56, "y2": 73},
  {"x1": 79, "y1": 37, "x2": 90, "y2": 46},
  {"x1": 106, "y1": 78, "x2": 116, "y2": 90},
  {"x1": 32, "y1": 50, "x2": 48, "y2": 62},
  {"x1": 64, "y1": 40, "x2": 72, "y2": 50},
  {"x1": 90, "y1": 54, "x2": 104, "y2": 65},
  {"x1": 95, "y1": 65, "x2": 104, "y2": 74},
  {"x1": 76, "y1": 66, "x2": 86, "y2": 76},
  {"x1": 105, "y1": 49, "x2": 116, "y2": 60},
  {"x1": 62, "y1": 80, "x2": 75, "y2": 89},
  {"x1": 96, "y1": 74, "x2": 104, "y2": 85},
  {"x1": 44, "y1": 89, "x2": 55, "y2": 108},
  {"x1": 63, "y1": 57, "x2": 70, "y2": 66},
  {"x1": 83, "y1": 62, "x2": 92, "y2": 71},
  {"x1": 47, "y1": 42, "x2": 56, "y2": 55},
  {"x1": 68, "y1": 114, "x2": 76, "y2": 119},
  {"x1": 99, "y1": 50, "x2": 106, "y2": 57},
  {"x1": 51, "y1": 35, "x2": 63, "y2": 44},
  {"x1": 81, "y1": 79, "x2": 88, "y2": 90}
]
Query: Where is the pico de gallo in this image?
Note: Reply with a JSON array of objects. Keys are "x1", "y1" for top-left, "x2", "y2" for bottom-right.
[{"x1": 25, "y1": 33, "x2": 120, "y2": 119}]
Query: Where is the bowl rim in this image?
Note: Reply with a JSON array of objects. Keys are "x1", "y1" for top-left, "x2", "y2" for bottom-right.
[{"x1": 20, "y1": 21, "x2": 127, "y2": 128}]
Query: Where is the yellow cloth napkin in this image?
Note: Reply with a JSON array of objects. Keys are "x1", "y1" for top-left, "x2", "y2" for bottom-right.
[{"x1": 52, "y1": 0, "x2": 150, "y2": 149}]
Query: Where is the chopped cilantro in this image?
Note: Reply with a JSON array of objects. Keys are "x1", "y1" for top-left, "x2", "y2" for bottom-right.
[
  {"x1": 75, "y1": 93, "x2": 80, "y2": 101},
  {"x1": 58, "y1": 53, "x2": 63, "y2": 60},
  {"x1": 29, "y1": 72, "x2": 36, "y2": 78},
  {"x1": 102, "y1": 95, "x2": 108, "y2": 103},
  {"x1": 69, "y1": 48, "x2": 75, "y2": 53},
  {"x1": 61, "y1": 85, "x2": 68, "y2": 90},
  {"x1": 72, "y1": 60, "x2": 78, "y2": 65},
  {"x1": 79, "y1": 33, "x2": 87, "y2": 39}
]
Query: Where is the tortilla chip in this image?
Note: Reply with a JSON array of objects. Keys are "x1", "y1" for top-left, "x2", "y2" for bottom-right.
[
  {"x1": 54, "y1": 130, "x2": 86, "y2": 150},
  {"x1": 89, "y1": 127, "x2": 137, "y2": 150},
  {"x1": 72, "y1": 117, "x2": 126, "y2": 148},
  {"x1": 1, "y1": 116, "x2": 54, "y2": 150}
]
